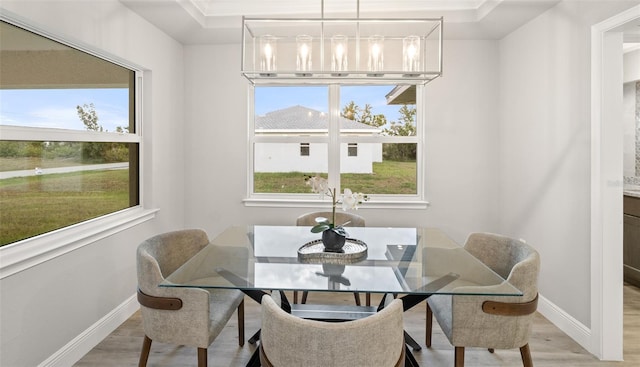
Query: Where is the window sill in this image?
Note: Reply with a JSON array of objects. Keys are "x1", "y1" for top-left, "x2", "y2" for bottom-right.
[
  {"x1": 243, "y1": 197, "x2": 429, "y2": 210},
  {"x1": 0, "y1": 207, "x2": 158, "y2": 279}
]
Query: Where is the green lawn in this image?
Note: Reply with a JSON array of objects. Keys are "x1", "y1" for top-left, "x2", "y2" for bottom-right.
[
  {"x1": 0, "y1": 157, "x2": 86, "y2": 172},
  {"x1": 0, "y1": 170, "x2": 131, "y2": 246},
  {"x1": 254, "y1": 160, "x2": 416, "y2": 194},
  {"x1": 1, "y1": 159, "x2": 415, "y2": 246}
]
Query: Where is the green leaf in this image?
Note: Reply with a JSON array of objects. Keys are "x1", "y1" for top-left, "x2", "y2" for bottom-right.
[{"x1": 311, "y1": 224, "x2": 331, "y2": 233}]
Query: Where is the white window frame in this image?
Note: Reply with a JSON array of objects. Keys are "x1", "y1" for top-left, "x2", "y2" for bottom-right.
[
  {"x1": 244, "y1": 84, "x2": 428, "y2": 209},
  {"x1": 0, "y1": 13, "x2": 156, "y2": 279}
]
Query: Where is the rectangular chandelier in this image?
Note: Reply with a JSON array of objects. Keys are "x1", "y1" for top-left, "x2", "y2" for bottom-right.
[{"x1": 241, "y1": 15, "x2": 443, "y2": 85}]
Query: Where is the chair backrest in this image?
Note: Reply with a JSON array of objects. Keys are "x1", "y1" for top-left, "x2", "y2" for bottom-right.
[
  {"x1": 137, "y1": 229, "x2": 210, "y2": 294},
  {"x1": 296, "y1": 211, "x2": 365, "y2": 227},
  {"x1": 260, "y1": 294, "x2": 405, "y2": 367},
  {"x1": 136, "y1": 229, "x2": 212, "y2": 348},
  {"x1": 435, "y1": 233, "x2": 540, "y2": 350},
  {"x1": 463, "y1": 232, "x2": 540, "y2": 300}
]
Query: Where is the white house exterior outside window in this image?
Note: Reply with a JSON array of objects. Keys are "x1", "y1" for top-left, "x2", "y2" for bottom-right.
[
  {"x1": 248, "y1": 84, "x2": 425, "y2": 208},
  {"x1": 255, "y1": 105, "x2": 381, "y2": 174}
]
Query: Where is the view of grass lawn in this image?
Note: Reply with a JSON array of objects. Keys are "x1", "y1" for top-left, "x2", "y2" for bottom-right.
[
  {"x1": 254, "y1": 160, "x2": 416, "y2": 194},
  {"x1": 1, "y1": 160, "x2": 414, "y2": 246},
  {"x1": 0, "y1": 169, "x2": 130, "y2": 246},
  {"x1": 0, "y1": 157, "x2": 87, "y2": 172}
]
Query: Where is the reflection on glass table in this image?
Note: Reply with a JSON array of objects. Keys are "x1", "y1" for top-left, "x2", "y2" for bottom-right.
[
  {"x1": 161, "y1": 225, "x2": 522, "y2": 367},
  {"x1": 163, "y1": 225, "x2": 521, "y2": 297}
]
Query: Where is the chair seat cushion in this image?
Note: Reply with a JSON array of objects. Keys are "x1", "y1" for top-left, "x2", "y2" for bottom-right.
[
  {"x1": 428, "y1": 295, "x2": 453, "y2": 339},
  {"x1": 207, "y1": 289, "x2": 244, "y2": 340}
]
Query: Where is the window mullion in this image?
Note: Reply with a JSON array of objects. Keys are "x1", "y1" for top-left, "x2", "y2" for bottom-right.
[
  {"x1": 416, "y1": 84, "x2": 425, "y2": 199},
  {"x1": 328, "y1": 85, "x2": 341, "y2": 190}
]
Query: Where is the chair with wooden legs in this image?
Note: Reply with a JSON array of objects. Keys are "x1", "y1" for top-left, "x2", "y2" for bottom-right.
[
  {"x1": 137, "y1": 229, "x2": 245, "y2": 367},
  {"x1": 294, "y1": 211, "x2": 367, "y2": 305},
  {"x1": 425, "y1": 232, "x2": 540, "y2": 367}
]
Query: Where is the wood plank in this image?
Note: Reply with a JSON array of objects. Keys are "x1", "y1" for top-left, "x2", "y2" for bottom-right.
[{"x1": 74, "y1": 287, "x2": 640, "y2": 367}]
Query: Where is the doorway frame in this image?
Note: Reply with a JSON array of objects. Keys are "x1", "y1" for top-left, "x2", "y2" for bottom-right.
[{"x1": 591, "y1": 4, "x2": 640, "y2": 360}]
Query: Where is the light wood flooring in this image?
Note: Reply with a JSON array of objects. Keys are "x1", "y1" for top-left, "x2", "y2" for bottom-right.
[{"x1": 75, "y1": 284, "x2": 640, "y2": 367}]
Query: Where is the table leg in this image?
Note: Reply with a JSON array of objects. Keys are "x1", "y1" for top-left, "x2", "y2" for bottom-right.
[
  {"x1": 244, "y1": 290, "x2": 290, "y2": 347},
  {"x1": 244, "y1": 291, "x2": 293, "y2": 366},
  {"x1": 246, "y1": 347, "x2": 261, "y2": 367},
  {"x1": 375, "y1": 272, "x2": 461, "y2": 364},
  {"x1": 248, "y1": 330, "x2": 260, "y2": 345},
  {"x1": 399, "y1": 273, "x2": 460, "y2": 311},
  {"x1": 404, "y1": 345, "x2": 420, "y2": 367},
  {"x1": 405, "y1": 331, "x2": 422, "y2": 351}
]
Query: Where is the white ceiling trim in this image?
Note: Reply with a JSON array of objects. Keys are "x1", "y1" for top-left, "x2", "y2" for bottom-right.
[
  {"x1": 187, "y1": 0, "x2": 493, "y2": 17},
  {"x1": 119, "y1": 0, "x2": 562, "y2": 44}
]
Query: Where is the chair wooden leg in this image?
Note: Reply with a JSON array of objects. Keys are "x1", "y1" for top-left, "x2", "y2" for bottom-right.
[
  {"x1": 520, "y1": 343, "x2": 533, "y2": 367},
  {"x1": 366, "y1": 292, "x2": 371, "y2": 306},
  {"x1": 138, "y1": 335, "x2": 152, "y2": 367},
  {"x1": 293, "y1": 291, "x2": 298, "y2": 304},
  {"x1": 198, "y1": 347, "x2": 207, "y2": 367},
  {"x1": 354, "y1": 292, "x2": 361, "y2": 306},
  {"x1": 425, "y1": 303, "x2": 433, "y2": 347},
  {"x1": 454, "y1": 346, "x2": 465, "y2": 367},
  {"x1": 301, "y1": 291, "x2": 309, "y2": 304},
  {"x1": 237, "y1": 299, "x2": 245, "y2": 346}
]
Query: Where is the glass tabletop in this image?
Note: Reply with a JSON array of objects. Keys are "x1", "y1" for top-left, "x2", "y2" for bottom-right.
[{"x1": 161, "y1": 225, "x2": 522, "y2": 297}]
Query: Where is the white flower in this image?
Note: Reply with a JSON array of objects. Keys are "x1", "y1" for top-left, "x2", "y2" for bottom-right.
[
  {"x1": 341, "y1": 189, "x2": 368, "y2": 211},
  {"x1": 304, "y1": 175, "x2": 369, "y2": 232},
  {"x1": 306, "y1": 175, "x2": 329, "y2": 197},
  {"x1": 341, "y1": 189, "x2": 357, "y2": 211}
]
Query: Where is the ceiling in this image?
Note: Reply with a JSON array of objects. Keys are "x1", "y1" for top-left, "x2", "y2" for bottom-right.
[{"x1": 119, "y1": 0, "x2": 564, "y2": 44}]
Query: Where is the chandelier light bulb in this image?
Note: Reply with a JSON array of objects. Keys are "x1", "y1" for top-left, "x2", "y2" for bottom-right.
[
  {"x1": 331, "y1": 35, "x2": 348, "y2": 76},
  {"x1": 368, "y1": 35, "x2": 384, "y2": 76},
  {"x1": 259, "y1": 35, "x2": 277, "y2": 75},
  {"x1": 403, "y1": 35, "x2": 421, "y2": 75},
  {"x1": 296, "y1": 35, "x2": 312, "y2": 75}
]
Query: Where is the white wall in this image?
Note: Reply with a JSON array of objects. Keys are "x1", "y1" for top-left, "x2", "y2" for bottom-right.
[
  {"x1": 0, "y1": 1, "x2": 186, "y2": 366},
  {"x1": 498, "y1": 0, "x2": 637, "y2": 332},
  {"x1": 183, "y1": 39, "x2": 501, "y2": 248},
  {"x1": 624, "y1": 49, "x2": 640, "y2": 83}
]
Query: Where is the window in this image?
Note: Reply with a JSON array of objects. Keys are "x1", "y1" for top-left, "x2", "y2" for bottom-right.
[
  {"x1": 250, "y1": 85, "x2": 422, "y2": 202},
  {"x1": 300, "y1": 143, "x2": 310, "y2": 156},
  {"x1": 347, "y1": 143, "x2": 358, "y2": 157},
  {"x1": 0, "y1": 20, "x2": 140, "y2": 246}
]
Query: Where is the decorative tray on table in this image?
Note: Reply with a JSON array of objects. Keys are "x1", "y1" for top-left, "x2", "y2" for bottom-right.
[{"x1": 297, "y1": 238, "x2": 368, "y2": 264}]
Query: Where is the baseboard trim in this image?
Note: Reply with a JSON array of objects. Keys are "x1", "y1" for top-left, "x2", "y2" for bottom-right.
[
  {"x1": 39, "y1": 293, "x2": 139, "y2": 367},
  {"x1": 537, "y1": 293, "x2": 592, "y2": 353},
  {"x1": 37, "y1": 290, "x2": 596, "y2": 365}
]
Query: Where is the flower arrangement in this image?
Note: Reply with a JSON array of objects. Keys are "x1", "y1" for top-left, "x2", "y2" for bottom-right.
[{"x1": 304, "y1": 175, "x2": 369, "y2": 235}]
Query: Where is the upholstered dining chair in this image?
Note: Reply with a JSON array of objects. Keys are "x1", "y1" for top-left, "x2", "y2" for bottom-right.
[
  {"x1": 425, "y1": 232, "x2": 540, "y2": 367},
  {"x1": 295, "y1": 211, "x2": 367, "y2": 305},
  {"x1": 136, "y1": 229, "x2": 245, "y2": 367},
  {"x1": 259, "y1": 293, "x2": 405, "y2": 367}
]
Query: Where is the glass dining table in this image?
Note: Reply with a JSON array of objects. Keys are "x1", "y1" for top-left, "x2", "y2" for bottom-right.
[{"x1": 161, "y1": 225, "x2": 522, "y2": 367}]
